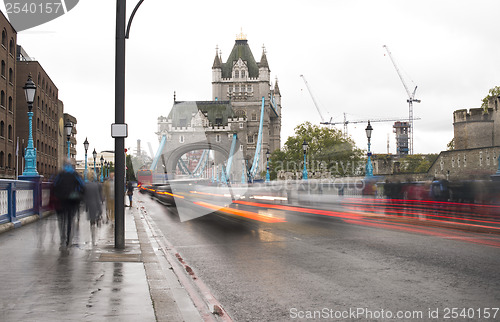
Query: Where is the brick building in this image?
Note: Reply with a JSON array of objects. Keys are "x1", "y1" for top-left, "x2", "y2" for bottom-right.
[
  {"x1": 16, "y1": 48, "x2": 61, "y2": 179},
  {"x1": 0, "y1": 11, "x2": 17, "y2": 178}
]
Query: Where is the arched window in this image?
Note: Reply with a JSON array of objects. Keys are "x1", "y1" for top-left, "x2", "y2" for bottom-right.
[
  {"x1": 37, "y1": 73, "x2": 40, "y2": 86},
  {"x1": 7, "y1": 153, "x2": 11, "y2": 168},
  {"x1": 0, "y1": 151, "x2": 4, "y2": 168},
  {"x1": 1, "y1": 60, "x2": 5, "y2": 77},
  {"x1": 1, "y1": 90, "x2": 5, "y2": 106},
  {"x1": 234, "y1": 70, "x2": 239, "y2": 78},
  {"x1": 0, "y1": 121, "x2": 4, "y2": 137},
  {"x1": 8, "y1": 96, "x2": 12, "y2": 111},
  {"x1": 236, "y1": 110, "x2": 246, "y2": 118},
  {"x1": 9, "y1": 39, "x2": 14, "y2": 55},
  {"x1": 8, "y1": 125, "x2": 12, "y2": 140},
  {"x1": 41, "y1": 121, "x2": 44, "y2": 133},
  {"x1": 241, "y1": 70, "x2": 246, "y2": 78},
  {"x1": 8, "y1": 68, "x2": 12, "y2": 83},
  {"x1": 37, "y1": 118, "x2": 40, "y2": 129},
  {"x1": 1, "y1": 29, "x2": 6, "y2": 47}
]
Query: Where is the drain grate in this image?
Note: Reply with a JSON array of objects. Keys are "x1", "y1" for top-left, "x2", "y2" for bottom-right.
[{"x1": 98, "y1": 253, "x2": 142, "y2": 262}]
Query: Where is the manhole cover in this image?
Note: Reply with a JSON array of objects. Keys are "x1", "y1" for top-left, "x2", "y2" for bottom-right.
[{"x1": 98, "y1": 253, "x2": 142, "y2": 262}]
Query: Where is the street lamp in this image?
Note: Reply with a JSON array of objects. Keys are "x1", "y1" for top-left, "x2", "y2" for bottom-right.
[
  {"x1": 365, "y1": 121, "x2": 374, "y2": 177},
  {"x1": 265, "y1": 149, "x2": 271, "y2": 183},
  {"x1": 92, "y1": 148, "x2": 97, "y2": 178},
  {"x1": 22, "y1": 74, "x2": 38, "y2": 176},
  {"x1": 64, "y1": 121, "x2": 73, "y2": 159},
  {"x1": 100, "y1": 155, "x2": 104, "y2": 183},
  {"x1": 83, "y1": 138, "x2": 89, "y2": 182},
  {"x1": 302, "y1": 140, "x2": 308, "y2": 180}
]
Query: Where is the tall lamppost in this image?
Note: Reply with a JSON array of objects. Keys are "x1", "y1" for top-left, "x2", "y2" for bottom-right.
[
  {"x1": 302, "y1": 140, "x2": 308, "y2": 180},
  {"x1": 92, "y1": 149, "x2": 97, "y2": 179},
  {"x1": 365, "y1": 121, "x2": 374, "y2": 177},
  {"x1": 265, "y1": 149, "x2": 271, "y2": 183},
  {"x1": 64, "y1": 121, "x2": 73, "y2": 159},
  {"x1": 83, "y1": 138, "x2": 89, "y2": 182},
  {"x1": 21, "y1": 74, "x2": 38, "y2": 176},
  {"x1": 100, "y1": 155, "x2": 104, "y2": 183}
]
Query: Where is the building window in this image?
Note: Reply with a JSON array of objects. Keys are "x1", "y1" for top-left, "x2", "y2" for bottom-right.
[
  {"x1": 251, "y1": 113, "x2": 257, "y2": 121},
  {"x1": 179, "y1": 135, "x2": 184, "y2": 143},
  {"x1": 0, "y1": 91, "x2": 4, "y2": 107},
  {"x1": 8, "y1": 68, "x2": 12, "y2": 83},
  {"x1": 234, "y1": 70, "x2": 239, "y2": 78},
  {"x1": 7, "y1": 153, "x2": 11, "y2": 168},
  {"x1": 235, "y1": 85, "x2": 240, "y2": 93},
  {"x1": 8, "y1": 125, "x2": 12, "y2": 140},
  {"x1": 486, "y1": 153, "x2": 490, "y2": 166},
  {"x1": 1, "y1": 30, "x2": 6, "y2": 47},
  {"x1": 248, "y1": 135, "x2": 254, "y2": 144},
  {"x1": 1, "y1": 60, "x2": 5, "y2": 77},
  {"x1": 8, "y1": 97, "x2": 12, "y2": 112},
  {"x1": 451, "y1": 156, "x2": 455, "y2": 168},
  {"x1": 479, "y1": 151, "x2": 483, "y2": 166},
  {"x1": 236, "y1": 110, "x2": 245, "y2": 118},
  {"x1": 239, "y1": 123, "x2": 244, "y2": 128},
  {"x1": 216, "y1": 134, "x2": 221, "y2": 142},
  {"x1": 0, "y1": 151, "x2": 3, "y2": 168},
  {"x1": 241, "y1": 70, "x2": 245, "y2": 78},
  {"x1": 463, "y1": 154, "x2": 467, "y2": 167},
  {"x1": 9, "y1": 39, "x2": 13, "y2": 55},
  {"x1": 240, "y1": 144, "x2": 243, "y2": 151},
  {"x1": 0, "y1": 121, "x2": 3, "y2": 137}
]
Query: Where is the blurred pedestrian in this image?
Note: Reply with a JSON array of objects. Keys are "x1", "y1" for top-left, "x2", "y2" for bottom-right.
[
  {"x1": 84, "y1": 172, "x2": 102, "y2": 246},
  {"x1": 126, "y1": 180, "x2": 134, "y2": 208},
  {"x1": 53, "y1": 160, "x2": 85, "y2": 249},
  {"x1": 103, "y1": 171, "x2": 115, "y2": 224}
]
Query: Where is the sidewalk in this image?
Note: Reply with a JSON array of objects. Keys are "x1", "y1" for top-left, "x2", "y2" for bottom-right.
[{"x1": 0, "y1": 196, "x2": 203, "y2": 322}]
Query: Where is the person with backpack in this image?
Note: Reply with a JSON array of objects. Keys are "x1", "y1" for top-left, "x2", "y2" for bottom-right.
[{"x1": 53, "y1": 160, "x2": 85, "y2": 250}]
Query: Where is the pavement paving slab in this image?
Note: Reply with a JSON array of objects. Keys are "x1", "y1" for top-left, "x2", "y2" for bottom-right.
[{"x1": 0, "y1": 197, "x2": 202, "y2": 322}]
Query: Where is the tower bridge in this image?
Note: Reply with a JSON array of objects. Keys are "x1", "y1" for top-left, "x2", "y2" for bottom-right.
[{"x1": 153, "y1": 35, "x2": 282, "y2": 183}]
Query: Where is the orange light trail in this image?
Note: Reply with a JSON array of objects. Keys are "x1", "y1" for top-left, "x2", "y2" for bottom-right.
[
  {"x1": 157, "y1": 191, "x2": 185, "y2": 199},
  {"x1": 193, "y1": 201, "x2": 286, "y2": 223},
  {"x1": 342, "y1": 205, "x2": 500, "y2": 228},
  {"x1": 233, "y1": 200, "x2": 500, "y2": 247}
]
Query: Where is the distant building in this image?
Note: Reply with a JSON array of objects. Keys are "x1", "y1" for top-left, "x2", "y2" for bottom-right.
[
  {"x1": 157, "y1": 34, "x2": 282, "y2": 178},
  {"x1": 0, "y1": 11, "x2": 17, "y2": 178},
  {"x1": 63, "y1": 113, "x2": 77, "y2": 164}
]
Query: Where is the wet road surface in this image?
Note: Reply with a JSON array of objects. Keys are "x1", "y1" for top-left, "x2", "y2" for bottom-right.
[{"x1": 139, "y1": 193, "x2": 500, "y2": 321}]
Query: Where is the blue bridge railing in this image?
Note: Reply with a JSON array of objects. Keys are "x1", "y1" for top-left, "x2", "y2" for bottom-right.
[{"x1": 0, "y1": 179, "x2": 52, "y2": 228}]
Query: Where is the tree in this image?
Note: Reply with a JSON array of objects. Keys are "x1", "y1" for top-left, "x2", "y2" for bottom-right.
[
  {"x1": 447, "y1": 138, "x2": 454, "y2": 151},
  {"x1": 481, "y1": 86, "x2": 500, "y2": 112},
  {"x1": 399, "y1": 154, "x2": 438, "y2": 173},
  {"x1": 269, "y1": 122, "x2": 364, "y2": 177}
]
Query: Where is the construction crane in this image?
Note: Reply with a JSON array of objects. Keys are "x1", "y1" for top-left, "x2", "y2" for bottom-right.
[
  {"x1": 300, "y1": 75, "x2": 332, "y2": 124},
  {"x1": 326, "y1": 113, "x2": 421, "y2": 138},
  {"x1": 383, "y1": 45, "x2": 421, "y2": 154}
]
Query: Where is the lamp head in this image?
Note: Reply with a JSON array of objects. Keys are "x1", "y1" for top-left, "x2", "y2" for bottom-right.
[
  {"x1": 83, "y1": 137, "x2": 89, "y2": 152},
  {"x1": 64, "y1": 121, "x2": 73, "y2": 138},
  {"x1": 23, "y1": 74, "x2": 36, "y2": 106},
  {"x1": 365, "y1": 121, "x2": 373, "y2": 139}
]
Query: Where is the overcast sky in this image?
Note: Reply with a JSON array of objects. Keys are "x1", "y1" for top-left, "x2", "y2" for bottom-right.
[{"x1": 5, "y1": 0, "x2": 500, "y2": 160}]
